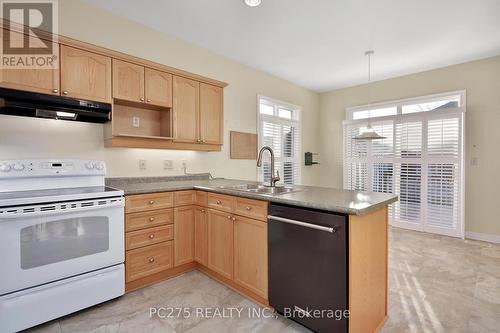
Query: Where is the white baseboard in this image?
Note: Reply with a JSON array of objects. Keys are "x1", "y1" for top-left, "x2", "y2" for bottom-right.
[{"x1": 465, "y1": 231, "x2": 500, "y2": 244}]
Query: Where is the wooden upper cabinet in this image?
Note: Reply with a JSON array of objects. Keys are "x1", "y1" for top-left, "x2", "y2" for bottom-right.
[
  {"x1": 0, "y1": 29, "x2": 59, "y2": 95},
  {"x1": 173, "y1": 76, "x2": 199, "y2": 143},
  {"x1": 200, "y1": 83, "x2": 223, "y2": 145},
  {"x1": 60, "y1": 45, "x2": 112, "y2": 103},
  {"x1": 207, "y1": 208, "x2": 234, "y2": 279},
  {"x1": 112, "y1": 59, "x2": 144, "y2": 103},
  {"x1": 145, "y1": 68, "x2": 172, "y2": 107}
]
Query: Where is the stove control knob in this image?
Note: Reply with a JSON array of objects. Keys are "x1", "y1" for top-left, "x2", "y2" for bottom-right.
[
  {"x1": 0, "y1": 163, "x2": 11, "y2": 172},
  {"x1": 13, "y1": 163, "x2": 25, "y2": 171},
  {"x1": 85, "y1": 162, "x2": 94, "y2": 170},
  {"x1": 94, "y1": 162, "x2": 104, "y2": 170}
]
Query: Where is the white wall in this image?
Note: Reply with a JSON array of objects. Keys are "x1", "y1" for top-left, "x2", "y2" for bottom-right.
[
  {"x1": 318, "y1": 55, "x2": 500, "y2": 236},
  {"x1": 0, "y1": 0, "x2": 321, "y2": 185}
]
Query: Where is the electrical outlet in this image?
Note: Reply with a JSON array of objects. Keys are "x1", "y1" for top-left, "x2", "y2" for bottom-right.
[
  {"x1": 132, "y1": 117, "x2": 140, "y2": 128},
  {"x1": 139, "y1": 160, "x2": 146, "y2": 170},
  {"x1": 163, "y1": 160, "x2": 173, "y2": 170}
]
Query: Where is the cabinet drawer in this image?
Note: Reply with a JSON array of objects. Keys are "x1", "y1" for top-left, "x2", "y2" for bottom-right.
[
  {"x1": 126, "y1": 225, "x2": 174, "y2": 250},
  {"x1": 207, "y1": 193, "x2": 234, "y2": 213},
  {"x1": 125, "y1": 209, "x2": 173, "y2": 232},
  {"x1": 174, "y1": 190, "x2": 196, "y2": 207},
  {"x1": 125, "y1": 192, "x2": 174, "y2": 213},
  {"x1": 195, "y1": 191, "x2": 207, "y2": 207},
  {"x1": 126, "y1": 241, "x2": 173, "y2": 282},
  {"x1": 234, "y1": 197, "x2": 268, "y2": 222}
]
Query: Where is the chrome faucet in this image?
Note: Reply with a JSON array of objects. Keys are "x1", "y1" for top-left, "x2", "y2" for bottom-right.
[{"x1": 257, "y1": 146, "x2": 280, "y2": 187}]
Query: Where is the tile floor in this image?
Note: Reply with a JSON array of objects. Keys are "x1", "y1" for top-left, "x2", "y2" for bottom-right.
[{"x1": 27, "y1": 227, "x2": 500, "y2": 333}]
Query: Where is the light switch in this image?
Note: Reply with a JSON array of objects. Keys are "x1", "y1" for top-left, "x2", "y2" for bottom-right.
[
  {"x1": 132, "y1": 117, "x2": 140, "y2": 128},
  {"x1": 164, "y1": 160, "x2": 173, "y2": 170},
  {"x1": 139, "y1": 160, "x2": 146, "y2": 170}
]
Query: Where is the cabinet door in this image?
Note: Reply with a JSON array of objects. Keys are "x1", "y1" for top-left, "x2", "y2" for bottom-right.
[
  {"x1": 145, "y1": 68, "x2": 172, "y2": 107},
  {"x1": 60, "y1": 45, "x2": 112, "y2": 103},
  {"x1": 234, "y1": 216, "x2": 268, "y2": 299},
  {"x1": 173, "y1": 75, "x2": 199, "y2": 143},
  {"x1": 174, "y1": 206, "x2": 195, "y2": 266},
  {"x1": 194, "y1": 207, "x2": 208, "y2": 266},
  {"x1": 0, "y1": 30, "x2": 59, "y2": 95},
  {"x1": 207, "y1": 209, "x2": 233, "y2": 279},
  {"x1": 112, "y1": 59, "x2": 144, "y2": 103},
  {"x1": 199, "y1": 83, "x2": 223, "y2": 145}
]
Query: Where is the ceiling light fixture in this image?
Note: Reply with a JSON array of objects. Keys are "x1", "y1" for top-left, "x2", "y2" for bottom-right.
[
  {"x1": 354, "y1": 50, "x2": 386, "y2": 140},
  {"x1": 243, "y1": 0, "x2": 262, "y2": 7}
]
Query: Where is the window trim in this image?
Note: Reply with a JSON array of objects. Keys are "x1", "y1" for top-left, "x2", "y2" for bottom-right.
[
  {"x1": 257, "y1": 95, "x2": 302, "y2": 185},
  {"x1": 345, "y1": 90, "x2": 466, "y2": 120}
]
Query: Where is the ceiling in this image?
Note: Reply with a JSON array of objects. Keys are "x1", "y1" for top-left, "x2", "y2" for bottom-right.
[{"x1": 83, "y1": 0, "x2": 500, "y2": 92}]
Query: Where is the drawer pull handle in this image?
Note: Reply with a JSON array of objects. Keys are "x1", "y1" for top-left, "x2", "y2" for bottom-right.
[
  {"x1": 245, "y1": 206, "x2": 252, "y2": 211},
  {"x1": 216, "y1": 200, "x2": 222, "y2": 205},
  {"x1": 149, "y1": 258, "x2": 155, "y2": 263},
  {"x1": 149, "y1": 200, "x2": 155, "y2": 205},
  {"x1": 149, "y1": 217, "x2": 155, "y2": 222},
  {"x1": 149, "y1": 234, "x2": 155, "y2": 239}
]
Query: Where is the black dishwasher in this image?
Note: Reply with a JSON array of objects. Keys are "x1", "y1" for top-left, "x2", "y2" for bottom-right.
[{"x1": 268, "y1": 203, "x2": 348, "y2": 333}]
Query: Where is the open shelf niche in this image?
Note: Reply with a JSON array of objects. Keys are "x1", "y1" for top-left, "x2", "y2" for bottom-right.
[{"x1": 111, "y1": 100, "x2": 173, "y2": 140}]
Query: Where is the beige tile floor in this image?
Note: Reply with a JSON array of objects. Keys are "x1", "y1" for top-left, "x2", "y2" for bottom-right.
[{"x1": 27, "y1": 227, "x2": 500, "y2": 333}]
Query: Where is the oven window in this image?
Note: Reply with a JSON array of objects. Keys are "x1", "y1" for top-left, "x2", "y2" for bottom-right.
[{"x1": 20, "y1": 216, "x2": 109, "y2": 269}]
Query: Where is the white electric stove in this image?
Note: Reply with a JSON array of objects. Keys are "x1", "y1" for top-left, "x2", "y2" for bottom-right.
[{"x1": 0, "y1": 159, "x2": 125, "y2": 333}]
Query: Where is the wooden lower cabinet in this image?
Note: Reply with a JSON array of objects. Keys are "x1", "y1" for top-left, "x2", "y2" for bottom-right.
[
  {"x1": 174, "y1": 206, "x2": 195, "y2": 266},
  {"x1": 233, "y1": 216, "x2": 268, "y2": 299},
  {"x1": 194, "y1": 206, "x2": 208, "y2": 265},
  {"x1": 207, "y1": 208, "x2": 234, "y2": 279},
  {"x1": 126, "y1": 241, "x2": 173, "y2": 282},
  {"x1": 124, "y1": 191, "x2": 268, "y2": 304}
]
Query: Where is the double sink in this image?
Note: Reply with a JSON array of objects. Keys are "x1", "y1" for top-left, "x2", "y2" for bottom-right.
[{"x1": 218, "y1": 183, "x2": 297, "y2": 195}]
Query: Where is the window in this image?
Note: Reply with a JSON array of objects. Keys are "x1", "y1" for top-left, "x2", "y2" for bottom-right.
[
  {"x1": 258, "y1": 96, "x2": 301, "y2": 185},
  {"x1": 344, "y1": 91, "x2": 465, "y2": 238}
]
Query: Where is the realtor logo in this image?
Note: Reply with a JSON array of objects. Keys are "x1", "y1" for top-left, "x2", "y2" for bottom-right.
[{"x1": 1, "y1": 0, "x2": 58, "y2": 69}]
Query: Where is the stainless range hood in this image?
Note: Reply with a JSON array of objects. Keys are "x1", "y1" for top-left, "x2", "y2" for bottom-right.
[{"x1": 0, "y1": 88, "x2": 112, "y2": 123}]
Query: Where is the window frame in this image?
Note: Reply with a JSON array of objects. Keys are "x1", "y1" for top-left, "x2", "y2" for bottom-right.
[
  {"x1": 257, "y1": 95, "x2": 302, "y2": 185},
  {"x1": 343, "y1": 90, "x2": 466, "y2": 239},
  {"x1": 346, "y1": 90, "x2": 466, "y2": 120}
]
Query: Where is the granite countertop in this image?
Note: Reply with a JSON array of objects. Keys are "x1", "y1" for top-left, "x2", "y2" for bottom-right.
[{"x1": 106, "y1": 175, "x2": 398, "y2": 216}]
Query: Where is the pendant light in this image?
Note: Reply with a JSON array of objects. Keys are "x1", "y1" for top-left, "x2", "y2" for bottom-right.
[{"x1": 354, "y1": 50, "x2": 386, "y2": 140}]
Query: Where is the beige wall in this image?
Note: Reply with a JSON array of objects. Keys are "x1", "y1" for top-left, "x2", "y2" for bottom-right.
[
  {"x1": 319, "y1": 55, "x2": 500, "y2": 236},
  {"x1": 0, "y1": 0, "x2": 321, "y2": 185}
]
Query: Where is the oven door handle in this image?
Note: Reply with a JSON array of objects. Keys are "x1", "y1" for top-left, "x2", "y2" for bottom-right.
[
  {"x1": 0, "y1": 197, "x2": 124, "y2": 219},
  {"x1": 268, "y1": 215, "x2": 336, "y2": 233}
]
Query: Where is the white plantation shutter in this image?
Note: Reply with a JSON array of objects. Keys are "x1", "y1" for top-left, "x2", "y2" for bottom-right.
[
  {"x1": 344, "y1": 92, "x2": 464, "y2": 238},
  {"x1": 258, "y1": 97, "x2": 301, "y2": 185},
  {"x1": 426, "y1": 116, "x2": 461, "y2": 230}
]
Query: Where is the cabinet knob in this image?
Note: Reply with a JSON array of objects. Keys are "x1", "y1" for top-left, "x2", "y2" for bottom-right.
[
  {"x1": 52, "y1": 89, "x2": 58, "y2": 94},
  {"x1": 201, "y1": 209, "x2": 205, "y2": 213},
  {"x1": 149, "y1": 257, "x2": 155, "y2": 263},
  {"x1": 147, "y1": 99, "x2": 151, "y2": 103},
  {"x1": 245, "y1": 206, "x2": 252, "y2": 211},
  {"x1": 149, "y1": 200, "x2": 155, "y2": 205},
  {"x1": 196, "y1": 139, "x2": 201, "y2": 143},
  {"x1": 149, "y1": 217, "x2": 155, "y2": 222},
  {"x1": 232, "y1": 217, "x2": 236, "y2": 221},
  {"x1": 149, "y1": 234, "x2": 155, "y2": 239},
  {"x1": 216, "y1": 200, "x2": 222, "y2": 205},
  {"x1": 62, "y1": 91, "x2": 68, "y2": 95},
  {"x1": 227, "y1": 215, "x2": 231, "y2": 219},
  {"x1": 140, "y1": 97, "x2": 144, "y2": 102}
]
